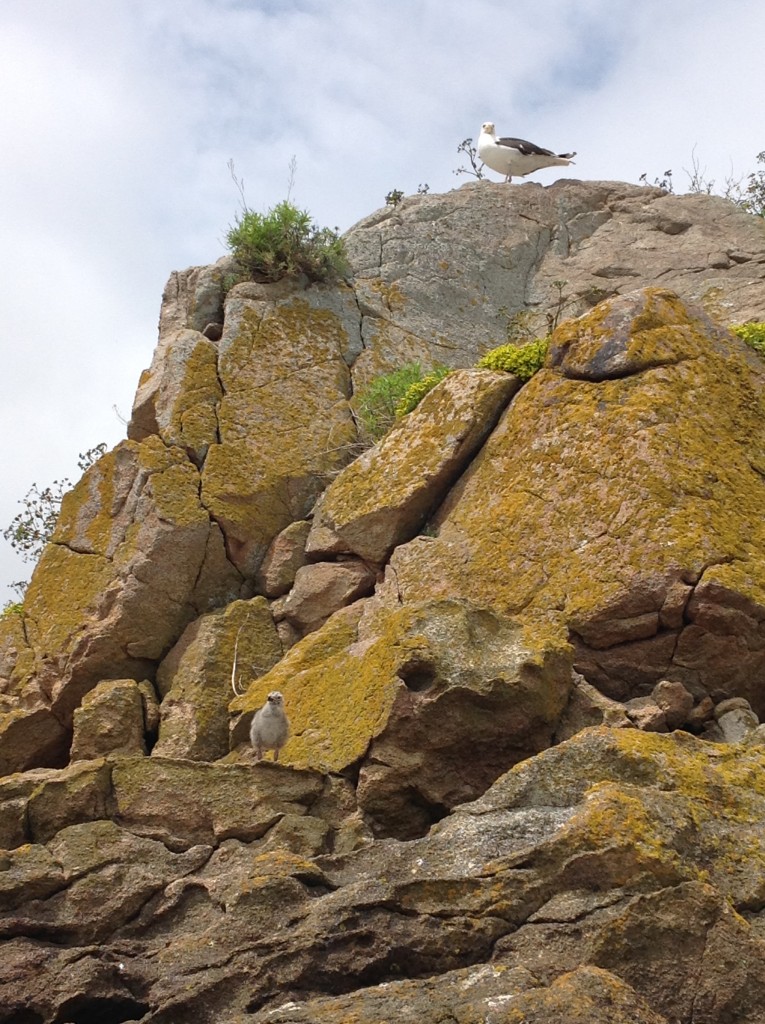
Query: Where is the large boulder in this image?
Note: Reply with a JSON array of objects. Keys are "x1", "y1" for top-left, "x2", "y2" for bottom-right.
[
  {"x1": 385, "y1": 288, "x2": 765, "y2": 709},
  {"x1": 0, "y1": 438, "x2": 243, "y2": 772},
  {"x1": 232, "y1": 598, "x2": 572, "y2": 838},
  {"x1": 198, "y1": 285, "x2": 361, "y2": 577}
]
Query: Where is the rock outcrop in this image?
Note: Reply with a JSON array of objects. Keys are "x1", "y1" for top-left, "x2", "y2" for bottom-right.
[{"x1": 1, "y1": 178, "x2": 765, "y2": 1023}]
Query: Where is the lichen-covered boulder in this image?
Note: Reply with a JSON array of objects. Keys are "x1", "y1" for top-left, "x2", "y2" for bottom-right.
[
  {"x1": 200, "y1": 286, "x2": 361, "y2": 576},
  {"x1": 1, "y1": 437, "x2": 242, "y2": 773},
  {"x1": 154, "y1": 597, "x2": 282, "y2": 760},
  {"x1": 128, "y1": 328, "x2": 222, "y2": 465},
  {"x1": 232, "y1": 598, "x2": 572, "y2": 837},
  {"x1": 307, "y1": 368, "x2": 518, "y2": 563},
  {"x1": 384, "y1": 289, "x2": 765, "y2": 709},
  {"x1": 70, "y1": 679, "x2": 150, "y2": 760}
]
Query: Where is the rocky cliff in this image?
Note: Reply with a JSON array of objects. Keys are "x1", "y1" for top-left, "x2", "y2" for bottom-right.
[{"x1": 1, "y1": 178, "x2": 765, "y2": 1023}]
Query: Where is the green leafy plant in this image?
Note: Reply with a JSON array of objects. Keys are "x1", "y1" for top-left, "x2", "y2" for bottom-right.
[
  {"x1": 2, "y1": 443, "x2": 106, "y2": 599},
  {"x1": 395, "y1": 365, "x2": 451, "y2": 417},
  {"x1": 477, "y1": 337, "x2": 549, "y2": 380},
  {"x1": 225, "y1": 201, "x2": 348, "y2": 283},
  {"x1": 730, "y1": 322, "x2": 765, "y2": 357},
  {"x1": 355, "y1": 362, "x2": 428, "y2": 440},
  {"x1": 385, "y1": 189, "x2": 404, "y2": 207}
]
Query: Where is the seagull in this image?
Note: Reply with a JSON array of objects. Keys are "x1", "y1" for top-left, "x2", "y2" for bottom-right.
[{"x1": 477, "y1": 121, "x2": 576, "y2": 182}]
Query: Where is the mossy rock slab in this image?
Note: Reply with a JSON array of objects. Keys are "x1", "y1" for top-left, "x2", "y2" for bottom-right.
[
  {"x1": 201, "y1": 293, "x2": 359, "y2": 576},
  {"x1": 307, "y1": 368, "x2": 518, "y2": 563},
  {"x1": 111, "y1": 756, "x2": 325, "y2": 848}
]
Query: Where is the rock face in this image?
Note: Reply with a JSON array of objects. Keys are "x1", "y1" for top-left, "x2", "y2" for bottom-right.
[{"x1": 1, "y1": 179, "x2": 765, "y2": 1022}]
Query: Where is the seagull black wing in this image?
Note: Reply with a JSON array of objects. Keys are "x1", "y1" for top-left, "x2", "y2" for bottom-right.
[{"x1": 497, "y1": 136, "x2": 557, "y2": 158}]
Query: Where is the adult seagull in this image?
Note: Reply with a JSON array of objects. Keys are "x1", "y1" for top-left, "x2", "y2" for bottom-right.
[{"x1": 477, "y1": 121, "x2": 576, "y2": 182}]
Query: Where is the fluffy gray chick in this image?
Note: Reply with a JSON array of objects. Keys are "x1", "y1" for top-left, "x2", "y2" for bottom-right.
[{"x1": 250, "y1": 691, "x2": 290, "y2": 761}]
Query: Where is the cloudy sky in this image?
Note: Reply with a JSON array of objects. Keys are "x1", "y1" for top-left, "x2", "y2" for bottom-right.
[{"x1": 1, "y1": 0, "x2": 764, "y2": 603}]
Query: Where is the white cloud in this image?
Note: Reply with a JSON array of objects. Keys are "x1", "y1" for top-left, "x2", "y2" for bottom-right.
[{"x1": 1, "y1": 0, "x2": 764, "y2": 602}]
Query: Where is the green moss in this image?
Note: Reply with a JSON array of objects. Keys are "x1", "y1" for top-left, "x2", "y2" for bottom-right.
[
  {"x1": 395, "y1": 365, "x2": 452, "y2": 417},
  {"x1": 477, "y1": 337, "x2": 549, "y2": 380},
  {"x1": 730, "y1": 322, "x2": 765, "y2": 358}
]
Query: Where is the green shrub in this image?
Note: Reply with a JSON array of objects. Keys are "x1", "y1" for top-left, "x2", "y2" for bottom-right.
[
  {"x1": 225, "y1": 200, "x2": 348, "y2": 283},
  {"x1": 395, "y1": 365, "x2": 451, "y2": 417},
  {"x1": 477, "y1": 337, "x2": 549, "y2": 380},
  {"x1": 355, "y1": 362, "x2": 427, "y2": 441},
  {"x1": 730, "y1": 322, "x2": 765, "y2": 358}
]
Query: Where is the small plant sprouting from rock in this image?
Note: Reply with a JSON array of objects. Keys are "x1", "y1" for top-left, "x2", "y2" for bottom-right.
[
  {"x1": 477, "y1": 337, "x2": 549, "y2": 380},
  {"x1": 2, "y1": 443, "x2": 106, "y2": 599},
  {"x1": 454, "y1": 138, "x2": 485, "y2": 180},
  {"x1": 395, "y1": 365, "x2": 452, "y2": 417},
  {"x1": 730, "y1": 322, "x2": 765, "y2": 358},
  {"x1": 385, "y1": 189, "x2": 405, "y2": 207},
  {"x1": 639, "y1": 169, "x2": 674, "y2": 193},
  {"x1": 225, "y1": 158, "x2": 348, "y2": 283},
  {"x1": 640, "y1": 150, "x2": 765, "y2": 217}
]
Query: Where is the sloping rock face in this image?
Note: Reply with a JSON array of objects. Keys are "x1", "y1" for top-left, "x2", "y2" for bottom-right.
[
  {"x1": 346, "y1": 179, "x2": 765, "y2": 384},
  {"x1": 1, "y1": 181, "x2": 765, "y2": 1022},
  {"x1": 4, "y1": 730, "x2": 765, "y2": 1022}
]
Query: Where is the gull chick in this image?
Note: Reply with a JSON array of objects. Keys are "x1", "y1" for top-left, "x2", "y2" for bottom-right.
[
  {"x1": 477, "y1": 121, "x2": 576, "y2": 182},
  {"x1": 250, "y1": 690, "x2": 290, "y2": 762}
]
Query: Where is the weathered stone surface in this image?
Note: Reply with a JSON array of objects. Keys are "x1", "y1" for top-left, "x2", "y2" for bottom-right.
[
  {"x1": 245, "y1": 963, "x2": 668, "y2": 1024},
  {"x1": 128, "y1": 328, "x2": 222, "y2": 464},
  {"x1": 307, "y1": 369, "x2": 518, "y2": 563},
  {"x1": 157, "y1": 254, "x2": 238, "y2": 340},
  {"x1": 345, "y1": 180, "x2": 765, "y2": 391},
  {"x1": 715, "y1": 697, "x2": 760, "y2": 743},
  {"x1": 555, "y1": 670, "x2": 632, "y2": 741},
  {"x1": 200, "y1": 286, "x2": 361, "y2": 577},
  {"x1": 256, "y1": 519, "x2": 312, "y2": 598},
  {"x1": 232, "y1": 598, "x2": 572, "y2": 837},
  {"x1": 70, "y1": 679, "x2": 148, "y2": 760},
  {"x1": 281, "y1": 560, "x2": 377, "y2": 636},
  {"x1": 651, "y1": 678, "x2": 694, "y2": 729},
  {"x1": 154, "y1": 597, "x2": 282, "y2": 761},
  {"x1": 625, "y1": 696, "x2": 668, "y2": 732},
  {"x1": 110, "y1": 756, "x2": 328, "y2": 848}
]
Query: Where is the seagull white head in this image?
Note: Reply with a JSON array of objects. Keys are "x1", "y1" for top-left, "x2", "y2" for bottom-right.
[{"x1": 481, "y1": 121, "x2": 496, "y2": 135}]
